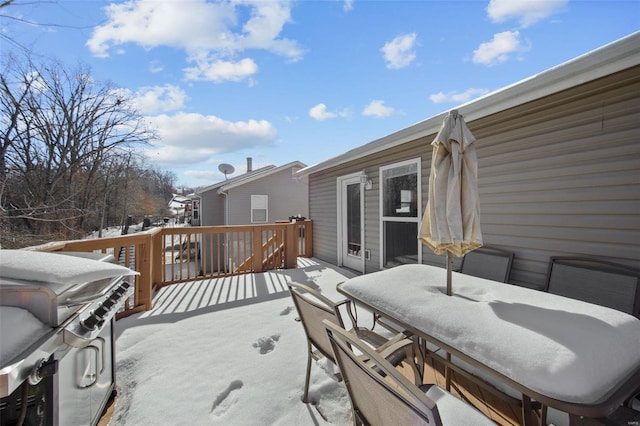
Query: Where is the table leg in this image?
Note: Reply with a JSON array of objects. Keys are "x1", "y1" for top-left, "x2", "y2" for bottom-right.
[{"x1": 521, "y1": 395, "x2": 538, "y2": 426}]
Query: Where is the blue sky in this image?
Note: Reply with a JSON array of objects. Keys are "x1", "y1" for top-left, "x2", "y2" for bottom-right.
[{"x1": 2, "y1": 0, "x2": 638, "y2": 188}]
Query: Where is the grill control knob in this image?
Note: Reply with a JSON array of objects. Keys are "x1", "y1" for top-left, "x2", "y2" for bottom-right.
[
  {"x1": 114, "y1": 283, "x2": 131, "y2": 296},
  {"x1": 28, "y1": 358, "x2": 58, "y2": 385},
  {"x1": 94, "y1": 305, "x2": 108, "y2": 317},
  {"x1": 81, "y1": 314, "x2": 101, "y2": 331}
]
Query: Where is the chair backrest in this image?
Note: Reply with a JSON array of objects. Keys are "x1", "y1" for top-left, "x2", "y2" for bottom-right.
[
  {"x1": 460, "y1": 245, "x2": 514, "y2": 283},
  {"x1": 288, "y1": 282, "x2": 345, "y2": 361},
  {"x1": 545, "y1": 257, "x2": 640, "y2": 318},
  {"x1": 324, "y1": 320, "x2": 441, "y2": 426}
]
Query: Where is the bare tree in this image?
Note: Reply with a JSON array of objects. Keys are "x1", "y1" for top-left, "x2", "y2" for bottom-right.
[{"x1": 0, "y1": 55, "x2": 156, "y2": 247}]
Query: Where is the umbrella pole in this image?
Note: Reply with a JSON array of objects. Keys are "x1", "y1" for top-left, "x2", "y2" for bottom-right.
[
  {"x1": 445, "y1": 251, "x2": 453, "y2": 391},
  {"x1": 446, "y1": 252, "x2": 453, "y2": 296}
]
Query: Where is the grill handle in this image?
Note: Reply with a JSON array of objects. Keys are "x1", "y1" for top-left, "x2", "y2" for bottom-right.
[{"x1": 78, "y1": 346, "x2": 100, "y2": 389}]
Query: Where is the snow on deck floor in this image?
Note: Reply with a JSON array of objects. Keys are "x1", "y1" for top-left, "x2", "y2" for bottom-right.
[{"x1": 110, "y1": 258, "x2": 359, "y2": 426}]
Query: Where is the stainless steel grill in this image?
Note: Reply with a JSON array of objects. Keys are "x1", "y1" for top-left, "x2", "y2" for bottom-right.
[{"x1": 0, "y1": 250, "x2": 136, "y2": 426}]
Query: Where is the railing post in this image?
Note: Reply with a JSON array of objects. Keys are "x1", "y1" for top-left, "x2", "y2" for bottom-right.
[
  {"x1": 285, "y1": 222, "x2": 297, "y2": 269},
  {"x1": 304, "y1": 220, "x2": 313, "y2": 257},
  {"x1": 252, "y1": 226, "x2": 264, "y2": 273},
  {"x1": 136, "y1": 236, "x2": 153, "y2": 311},
  {"x1": 151, "y1": 228, "x2": 164, "y2": 290}
]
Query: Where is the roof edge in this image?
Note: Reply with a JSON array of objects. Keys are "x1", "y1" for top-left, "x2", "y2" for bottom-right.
[
  {"x1": 216, "y1": 160, "x2": 307, "y2": 193},
  {"x1": 195, "y1": 165, "x2": 276, "y2": 195}
]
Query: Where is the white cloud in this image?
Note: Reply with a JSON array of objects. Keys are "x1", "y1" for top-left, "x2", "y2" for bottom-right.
[
  {"x1": 144, "y1": 145, "x2": 216, "y2": 167},
  {"x1": 344, "y1": 0, "x2": 354, "y2": 12},
  {"x1": 309, "y1": 104, "x2": 336, "y2": 121},
  {"x1": 125, "y1": 84, "x2": 187, "y2": 114},
  {"x1": 362, "y1": 100, "x2": 395, "y2": 118},
  {"x1": 87, "y1": 0, "x2": 302, "y2": 83},
  {"x1": 487, "y1": 0, "x2": 567, "y2": 28},
  {"x1": 473, "y1": 30, "x2": 526, "y2": 66},
  {"x1": 381, "y1": 33, "x2": 417, "y2": 69},
  {"x1": 183, "y1": 169, "x2": 220, "y2": 182},
  {"x1": 182, "y1": 159, "x2": 270, "y2": 183},
  {"x1": 144, "y1": 112, "x2": 277, "y2": 166},
  {"x1": 429, "y1": 88, "x2": 490, "y2": 104},
  {"x1": 308, "y1": 104, "x2": 351, "y2": 121},
  {"x1": 149, "y1": 60, "x2": 164, "y2": 73},
  {"x1": 237, "y1": 1, "x2": 304, "y2": 60},
  {"x1": 184, "y1": 58, "x2": 258, "y2": 83}
]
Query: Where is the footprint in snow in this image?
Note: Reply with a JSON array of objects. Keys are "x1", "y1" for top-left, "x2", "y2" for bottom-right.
[
  {"x1": 210, "y1": 380, "x2": 243, "y2": 416},
  {"x1": 280, "y1": 306, "x2": 293, "y2": 316},
  {"x1": 253, "y1": 334, "x2": 280, "y2": 354}
]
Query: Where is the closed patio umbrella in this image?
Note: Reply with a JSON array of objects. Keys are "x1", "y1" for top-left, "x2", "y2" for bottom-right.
[{"x1": 418, "y1": 110, "x2": 482, "y2": 295}]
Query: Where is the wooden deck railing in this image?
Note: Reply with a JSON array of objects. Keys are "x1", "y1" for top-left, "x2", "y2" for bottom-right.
[{"x1": 31, "y1": 220, "x2": 312, "y2": 318}]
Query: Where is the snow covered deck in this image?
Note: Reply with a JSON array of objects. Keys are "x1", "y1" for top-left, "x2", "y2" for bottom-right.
[
  {"x1": 106, "y1": 257, "x2": 360, "y2": 425},
  {"x1": 104, "y1": 258, "x2": 638, "y2": 425}
]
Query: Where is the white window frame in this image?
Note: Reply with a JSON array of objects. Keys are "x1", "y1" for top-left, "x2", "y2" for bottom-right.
[
  {"x1": 379, "y1": 157, "x2": 422, "y2": 268},
  {"x1": 251, "y1": 194, "x2": 268, "y2": 223},
  {"x1": 192, "y1": 199, "x2": 200, "y2": 221}
]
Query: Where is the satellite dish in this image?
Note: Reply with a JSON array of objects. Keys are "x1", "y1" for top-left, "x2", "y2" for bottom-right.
[{"x1": 218, "y1": 163, "x2": 235, "y2": 180}]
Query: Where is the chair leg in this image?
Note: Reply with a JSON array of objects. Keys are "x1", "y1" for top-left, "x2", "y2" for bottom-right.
[{"x1": 303, "y1": 342, "x2": 313, "y2": 403}]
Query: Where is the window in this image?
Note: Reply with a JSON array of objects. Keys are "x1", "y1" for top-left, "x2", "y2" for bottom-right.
[
  {"x1": 346, "y1": 182, "x2": 361, "y2": 256},
  {"x1": 380, "y1": 158, "x2": 421, "y2": 268},
  {"x1": 251, "y1": 195, "x2": 268, "y2": 223},
  {"x1": 192, "y1": 200, "x2": 200, "y2": 220}
]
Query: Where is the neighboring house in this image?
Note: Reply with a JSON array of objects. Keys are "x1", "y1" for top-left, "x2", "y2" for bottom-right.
[
  {"x1": 168, "y1": 193, "x2": 191, "y2": 223},
  {"x1": 296, "y1": 32, "x2": 639, "y2": 289},
  {"x1": 195, "y1": 159, "x2": 308, "y2": 226},
  {"x1": 192, "y1": 159, "x2": 308, "y2": 273}
]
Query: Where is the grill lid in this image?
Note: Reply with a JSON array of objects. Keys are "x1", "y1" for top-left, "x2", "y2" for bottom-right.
[
  {"x1": 0, "y1": 250, "x2": 138, "y2": 293},
  {"x1": 0, "y1": 250, "x2": 138, "y2": 325}
]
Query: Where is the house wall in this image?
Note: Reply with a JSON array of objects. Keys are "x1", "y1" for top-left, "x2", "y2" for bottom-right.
[
  {"x1": 309, "y1": 66, "x2": 640, "y2": 289},
  {"x1": 226, "y1": 167, "x2": 308, "y2": 225},
  {"x1": 199, "y1": 188, "x2": 226, "y2": 226}
]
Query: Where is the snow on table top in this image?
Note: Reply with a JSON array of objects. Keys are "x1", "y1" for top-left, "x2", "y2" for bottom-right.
[
  {"x1": 0, "y1": 250, "x2": 138, "y2": 289},
  {"x1": 0, "y1": 306, "x2": 51, "y2": 367},
  {"x1": 339, "y1": 264, "x2": 640, "y2": 404}
]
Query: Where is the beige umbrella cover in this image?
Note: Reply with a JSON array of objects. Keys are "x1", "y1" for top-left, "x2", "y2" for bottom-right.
[{"x1": 418, "y1": 110, "x2": 482, "y2": 293}]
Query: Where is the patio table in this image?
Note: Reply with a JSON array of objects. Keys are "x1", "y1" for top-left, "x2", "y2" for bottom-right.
[{"x1": 337, "y1": 264, "x2": 640, "y2": 425}]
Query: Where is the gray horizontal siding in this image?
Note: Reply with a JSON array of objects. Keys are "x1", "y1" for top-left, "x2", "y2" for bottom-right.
[
  {"x1": 228, "y1": 168, "x2": 308, "y2": 225},
  {"x1": 309, "y1": 65, "x2": 640, "y2": 288},
  {"x1": 309, "y1": 171, "x2": 338, "y2": 265},
  {"x1": 471, "y1": 66, "x2": 640, "y2": 288},
  {"x1": 200, "y1": 191, "x2": 225, "y2": 226}
]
